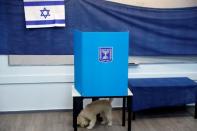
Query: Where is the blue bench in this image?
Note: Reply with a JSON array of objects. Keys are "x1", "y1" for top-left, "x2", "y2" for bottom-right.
[{"x1": 128, "y1": 77, "x2": 197, "y2": 118}]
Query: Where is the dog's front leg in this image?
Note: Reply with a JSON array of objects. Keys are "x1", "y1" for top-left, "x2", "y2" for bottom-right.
[
  {"x1": 100, "y1": 112, "x2": 107, "y2": 124},
  {"x1": 106, "y1": 110, "x2": 112, "y2": 126},
  {"x1": 87, "y1": 117, "x2": 96, "y2": 129}
]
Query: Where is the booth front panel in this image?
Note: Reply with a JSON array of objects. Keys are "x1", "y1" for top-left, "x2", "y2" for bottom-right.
[{"x1": 74, "y1": 31, "x2": 129, "y2": 96}]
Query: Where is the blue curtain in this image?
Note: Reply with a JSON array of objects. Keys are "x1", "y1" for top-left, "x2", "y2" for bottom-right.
[{"x1": 0, "y1": 0, "x2": 197, "y2": 55}]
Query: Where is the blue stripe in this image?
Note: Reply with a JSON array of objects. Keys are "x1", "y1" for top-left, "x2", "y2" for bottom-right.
[
  {"x1": 26, "y1": 20, "x2": 65, "y2": 25},
  {"x1": 24, "y1": 1, "x2": 64, "y2": 6}
]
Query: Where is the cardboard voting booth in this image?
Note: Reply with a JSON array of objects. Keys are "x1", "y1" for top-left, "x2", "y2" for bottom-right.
[{"x1": 74, "y1": 31, "x2": 129, "y2": 96}]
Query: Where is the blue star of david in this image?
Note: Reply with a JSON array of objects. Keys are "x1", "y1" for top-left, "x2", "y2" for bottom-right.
[{"x1": 40, "y1": 7, "x2": 50, "y2": 19}]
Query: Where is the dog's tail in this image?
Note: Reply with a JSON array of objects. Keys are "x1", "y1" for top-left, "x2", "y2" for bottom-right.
[{"x1": 109, "y1": 98, "x2": 113, "y2": 103}]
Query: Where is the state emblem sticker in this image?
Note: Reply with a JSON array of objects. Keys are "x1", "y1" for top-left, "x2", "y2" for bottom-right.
[{"x1": 99, "y1": 47, "x2": 113, "y2": 63}]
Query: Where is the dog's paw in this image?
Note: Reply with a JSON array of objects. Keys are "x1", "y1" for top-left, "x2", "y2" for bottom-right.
[
  {"x1": 87, "y1": 126, "x2": 93, "y2": 130},
  {"x1": 101, "y1": 121, "x2": 107, "y2": 125},
  {"x1": 108, "y1": 122, "x2": 112, "y2": 126}
]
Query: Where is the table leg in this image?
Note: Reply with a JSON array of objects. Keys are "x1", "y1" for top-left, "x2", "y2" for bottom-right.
[
  {"x1": 195, "y1": 92, "x2": 197, "y2": 119},
  {"x1": 127, "y1": 96, "x2": 132, "y2": 131},
  {"x1": 73, "y1": 97, "x2": 83, "y2": 131},
  {"x1": 195, "y1": 103, "x2": 197, "y2": 119},
  {"x1": 92, "y1": 98, "x2": 99, "y2": 101},
  {"x1": 122, "y1": 97, "x2": 126, "y2": 126},
  {"x1": 132, "y1": 112, "x2": 136, "y2": 120}
]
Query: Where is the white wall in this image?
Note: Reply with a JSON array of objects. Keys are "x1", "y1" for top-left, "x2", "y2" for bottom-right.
[
  {"x1": 0, "y1": 56, "x2": 124, "y2": 112},
  {"x1": 0, "y1": 55, "x2": 197, "y2": 112},
  {"x1": 1, "y1": 0, "x2": 197, "y2": 112}
]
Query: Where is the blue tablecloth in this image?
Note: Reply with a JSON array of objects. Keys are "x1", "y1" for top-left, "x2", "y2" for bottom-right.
[{"x1": 128, "y1": 77, "x2": 197, "y2": 111}]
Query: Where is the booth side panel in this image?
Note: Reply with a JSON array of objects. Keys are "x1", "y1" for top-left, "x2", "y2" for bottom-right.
[{"x1": 74, "y1": 31, "x2": 83, "y2": 94}]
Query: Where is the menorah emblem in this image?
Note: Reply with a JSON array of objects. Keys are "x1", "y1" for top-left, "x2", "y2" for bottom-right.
[{"x1": 99, "y1": 47, "x2": 113, "y2": 62}]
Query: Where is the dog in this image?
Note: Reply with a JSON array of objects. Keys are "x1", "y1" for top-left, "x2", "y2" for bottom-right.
[{"x1": 77, "y1": 98, "x2": 113, "y2": 129}]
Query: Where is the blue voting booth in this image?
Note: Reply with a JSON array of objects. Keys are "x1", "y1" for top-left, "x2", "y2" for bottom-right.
[{"x1": 74, "y1": 31, "x2": 129, "y2": 96}]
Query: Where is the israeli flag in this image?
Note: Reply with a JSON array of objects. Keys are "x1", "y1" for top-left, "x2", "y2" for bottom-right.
[{"x1": 23, "y1": 0, "x2": 65, "y2": 28}]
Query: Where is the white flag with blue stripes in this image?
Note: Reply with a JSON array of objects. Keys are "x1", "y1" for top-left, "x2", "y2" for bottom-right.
[{"x1": 24, "y1": 0, "x2": 65, "y2": 28}]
